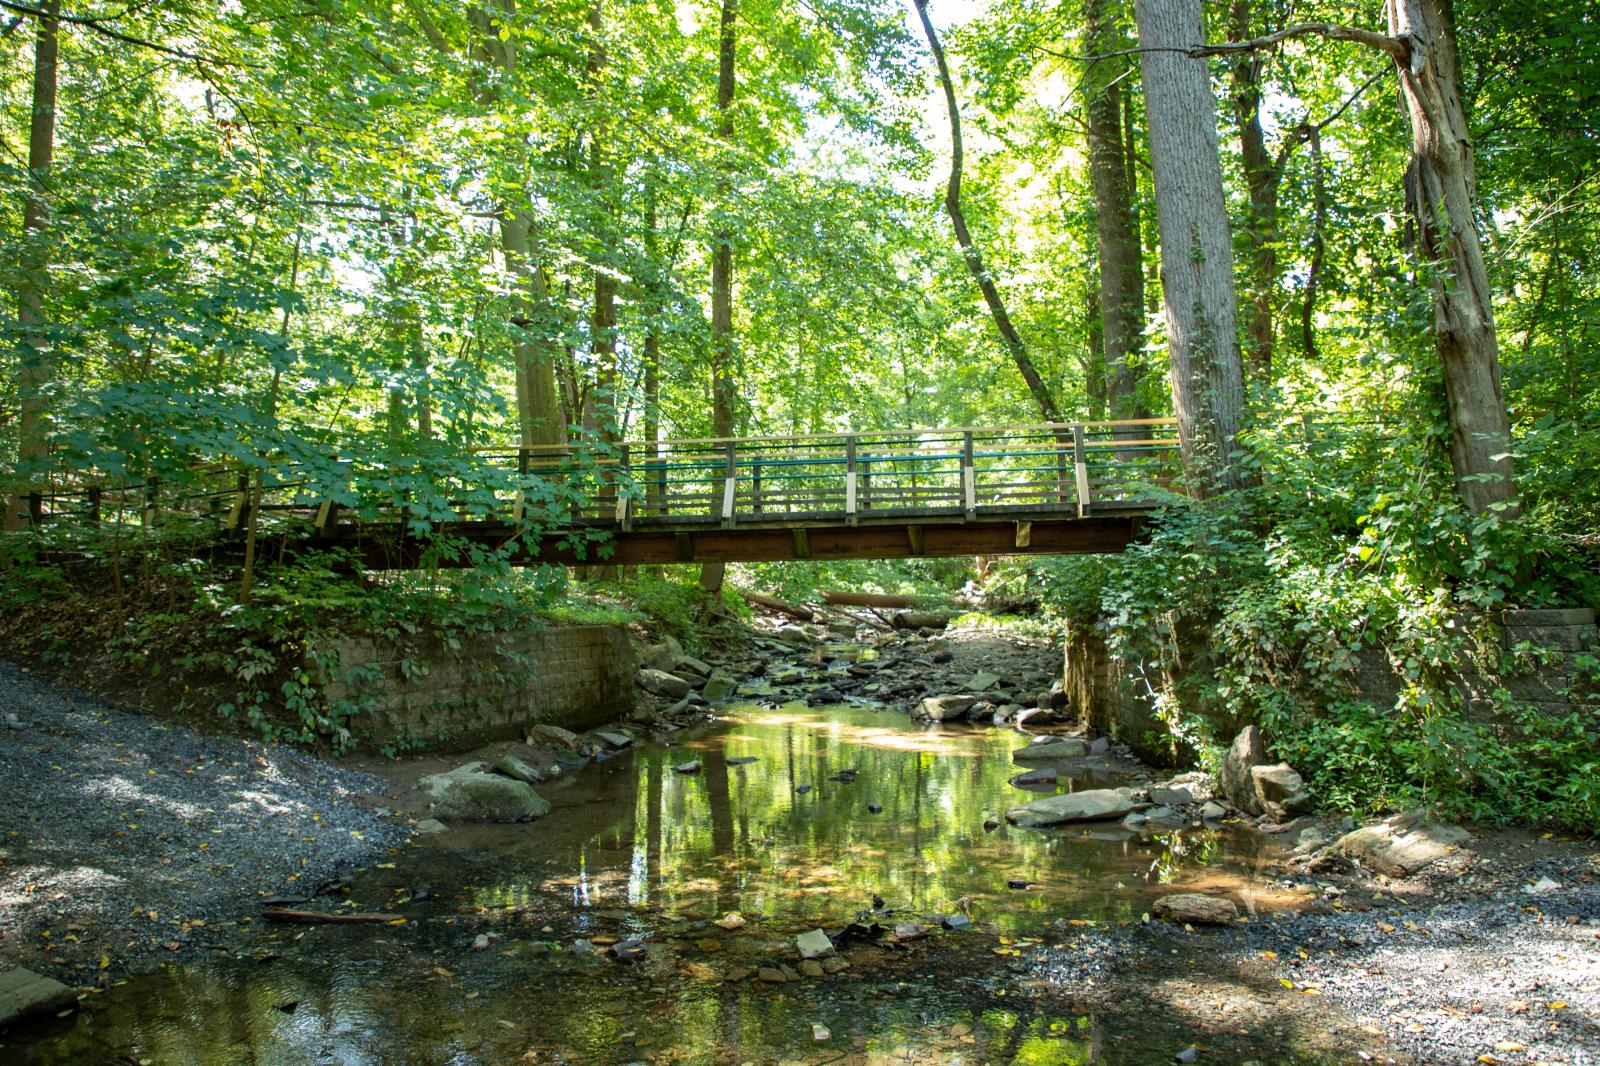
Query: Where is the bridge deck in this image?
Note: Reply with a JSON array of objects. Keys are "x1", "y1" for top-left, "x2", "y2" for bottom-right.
[{"x1": 12, "y1": 420, "x2": 1183, "y2": 566}]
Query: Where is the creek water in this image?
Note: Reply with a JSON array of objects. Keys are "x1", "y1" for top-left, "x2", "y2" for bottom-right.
[{"x1": 11, "y1": 702, "x2": 1301, "y2": 1065}]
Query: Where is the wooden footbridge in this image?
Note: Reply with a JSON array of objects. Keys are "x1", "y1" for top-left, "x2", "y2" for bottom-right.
[{"x1": 11, "y1": 419, "x2": 1183, "y2": 567}]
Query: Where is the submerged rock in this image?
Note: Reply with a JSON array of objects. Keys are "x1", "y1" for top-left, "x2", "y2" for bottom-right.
[
  {"x1": 0, "y1": 967, "x2": 76, "y2": 1026},
  {"x1": 1011, "y1": 735, "x2": 1088, "y2": 763},
  {"x1": 1006, "y1": 788, "x2": 1136, "y2": 827}
]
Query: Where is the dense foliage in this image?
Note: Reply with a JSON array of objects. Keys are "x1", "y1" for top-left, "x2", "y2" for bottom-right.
[{"x1": 1, "y1": 2, "x2": 1597, "y2": 824}]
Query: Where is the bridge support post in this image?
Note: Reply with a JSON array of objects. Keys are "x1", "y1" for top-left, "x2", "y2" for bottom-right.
[
  {"x1": 845, "y1": 435, "x2": 858, "y2": 525},
  {"x1": 1073, "y1": 426, "x2": 1090, "y2": 518},
  {"x1": 616, "y1": 444, "x2": 632, "y2": 530},
  {"x1": 720, "y1": 440, "x2": 737, "y2": 527},
  {"x1": 86, "y1": 487, "x2": 101, "y2": 527},
  {"x1": 961, "y1": 430, "x2": 976, "y2": 518}
]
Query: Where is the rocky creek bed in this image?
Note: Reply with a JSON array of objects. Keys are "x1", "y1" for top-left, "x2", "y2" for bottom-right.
[{"x1": 1, "y1": 618, "x2": 1596, "y2": 1064}]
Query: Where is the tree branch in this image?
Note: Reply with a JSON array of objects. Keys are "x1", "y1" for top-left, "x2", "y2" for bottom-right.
[
  {"x1": 0, "y1": 0, "x2": 255, "y2": 65},
  {"x1": 1189, "y1": 22, "x2": 1406, "y2": 61}
]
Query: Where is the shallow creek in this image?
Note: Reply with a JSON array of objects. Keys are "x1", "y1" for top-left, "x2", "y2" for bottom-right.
[{"x1": 13, "y1": 702, "x2": 1305, "y2": 1065}]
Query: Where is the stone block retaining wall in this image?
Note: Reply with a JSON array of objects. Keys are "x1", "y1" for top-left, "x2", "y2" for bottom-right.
[
  {"x1": 1065, "y1": 608, "x2": 1598, "y2": 767},
  {"x1": 316, "y1": 624, "x2": 636, "y2": 751}
]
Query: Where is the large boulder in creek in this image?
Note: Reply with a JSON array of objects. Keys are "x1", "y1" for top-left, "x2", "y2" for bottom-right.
[
  {"x1": 913, "y1": 695, "x2": 976, "y2": 721},
  {"x1": 1006, "y1": 788, "x2": 1137, "y2": 828},
  {"x1": 1152, "y1": 894, "x2": 1238, "y2": 925},
  {"x1": 1251, "y1": 763, "x2": 1312, "y2": 822},
  {"x1": 1333, "y1": 811, "x2": 1471, "y2": 876},
  {"x1": 702, "y1": 669, "x2": 739, "y2": 702},
  {"x1": 1220, "y1": 726, "x2": 1271, "y2": 814},
  {"x1": 429, "y1": 771, "x2": 551, "y2": 823},
  {"x1": 638, "y1": 668, "x2": 692, "y2": 699}
]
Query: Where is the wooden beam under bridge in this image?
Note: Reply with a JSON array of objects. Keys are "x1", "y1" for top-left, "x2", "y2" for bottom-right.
[{"x1": 328, "y1": 514, "x2": 1147, "y2": 570}]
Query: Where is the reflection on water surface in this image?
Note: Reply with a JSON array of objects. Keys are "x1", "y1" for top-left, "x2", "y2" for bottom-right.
[{"x1": 9, "y1": 701, "x2": 1294, "y2": 1065}]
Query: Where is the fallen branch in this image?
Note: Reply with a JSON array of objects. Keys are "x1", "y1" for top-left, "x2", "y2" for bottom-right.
[
  {"x1": 261, "y1": 909, "x2": 403, "y2": 925},
  {"x1": 741, "y1": 589, "x2": 819, "y2": 624}
]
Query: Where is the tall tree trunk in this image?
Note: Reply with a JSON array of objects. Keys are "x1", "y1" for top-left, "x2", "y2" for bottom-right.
[
  {"x1": 467, "y1": 1, "x2": 562, "y2": 450},
  {"x1": 1082, "y1": 0, "x2": 1149, "y2": 430},
  {"x1": 710, "y1": 0, "x2": 737, "y2": 441},
  {"x1": 914, "y1": 0, "x2": 1061, "y2": 424},
  {"x1": 1388, "y1": 0, "x2": 1516, "y2": 515},
  {"x1": 701, "y1": 0, "x2": 738, "y2": 594},
  {"x1": 588, "y1": 1, "x2": 619, "y2": 445},
  {"x1": 642, "y1": 194, "x2": 662, "y2": 509},
  {"x1": 1227, "y1": 0, "x2": 1278, "y2": 386},
  {"x1": 1301, "y1": 127, "x2": 1327, "y2": 359},
  {"x1": 6, "y1": 0, "x2": 59, "y2": 530},
  {"x1": 1134, "y1": 0, "x2": 1250, "y2": 496}
]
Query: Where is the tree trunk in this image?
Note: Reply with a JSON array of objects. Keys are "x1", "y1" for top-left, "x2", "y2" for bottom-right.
[
  {"x1": 6, "y1": 0, "x2": 59, "y2": 530},
  {"x1": 914, "y1": 0, "x2": 1061, "y2": 424},
  {"x1": 1082, "y1": 0, "x2": 1149, "y2": 430},
  {"x1": 1388, "y1": 0, "x2": 1516, "y2": 515},
  {"x1": 1301, "y1": 127, "x2": 1327, "y2": 359},
  {"x1": 710, "y1": 0, "x2": 737, "y2": 441},
  {"x1": 1227, "y1": 0, "x2": 1277, "y2": 386},
  {"x1": 588, "y1": 1, "x2": 619, "y2": 445},
  {"x1": 1134, "y1": 0, "x2": 1250, "y2": 496},
  {"x1": 467, "y1": 1, "x2": 562, "y2": 451},
  {"x1": 642, "y1": 194, "x2": 662, "y2": 509},
  {"x1": 701, "y1": 0, "x2": 738, "y2": 594}
]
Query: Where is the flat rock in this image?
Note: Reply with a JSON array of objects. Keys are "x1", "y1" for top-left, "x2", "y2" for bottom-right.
[
  {"x1": 1014, "y1": 707, "x2": 1061, "y2": 727},
  {"x1": 1147, "y1": 786, "x2": 1194, "y2": 807},
  {"x1": 1009, "y1": 767, "x2": 1059, "y2": 786},
  {"x1": 0, "y1": 967, "x2": 75, "y2": 1026},
  {"x1": 913, "y1": 695, "x2": 977, "y2": 721},
  {"x1": 795, "y1": 928, "x2": 836, "y2": 960},
  {"x1": 492, "y1": 754, "x2": 544, "y2": 785},
  {"x1": 1006, "y1": 788, "x2": 1136, "y2": 828},
  {"x1": 418, "y1": 763, "x2": 487, "y2": 800},
  {"x1": 1011, "y1": 736, "x2": 1088, "y2": 763},
  {"x1": 673, "y1": 760, "x2": 702, "y2": 775},
  {"x1": 593, "y1": 731, "x2": 633, "y2": 750},
  {"x1": 1334, "y1": 811, "x2": 1470, "y2": 876},
  {"x1": 673, "y1": 654, "x2": 713, "y2": 678},
  {"x1": 1152, "y1": 893, "x2": 1238, "y2": 925},
  {"x1": 525, "y1": 724, "x2": 583, "y2": 751},
  {"x1": 965, "y1": 671, "x2": 1001, "y2": 692},
  {"x1": 430, "y1": 772, "x2": 551, "y2": 823},
  {"x1": 413, "y1": 817, "x2": 447, "y2": 835},
  {"x1": 638, "y1": 669, "x2": 692, "y2": 699}
]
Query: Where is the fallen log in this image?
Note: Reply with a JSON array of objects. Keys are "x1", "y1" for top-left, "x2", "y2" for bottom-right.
[
  {"x1": 892, "y1": 610, "x2": 951, "y2": 630},
  {"x1": 821, "y1": 590, "x2": 919, "y2": 609},
  {"x1": 261, "y1": 909, "x2": 403, "y2": 925},
  {"x1": 741, "y1": 590, "x2": 819, "y2": 623}
]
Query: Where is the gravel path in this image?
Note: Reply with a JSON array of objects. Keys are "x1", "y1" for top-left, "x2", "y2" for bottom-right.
[{"x1": 0, "y1": 660, "x2": 401, "y2": 984}]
